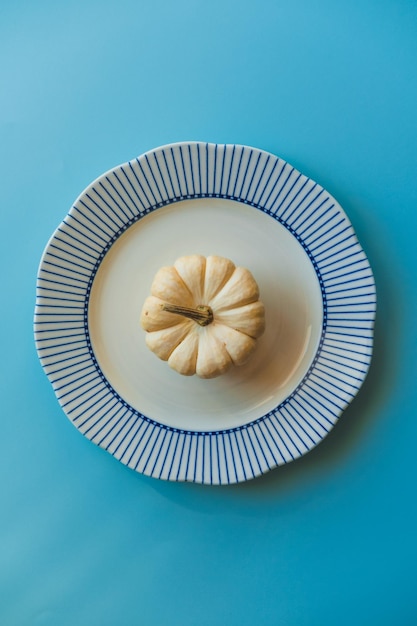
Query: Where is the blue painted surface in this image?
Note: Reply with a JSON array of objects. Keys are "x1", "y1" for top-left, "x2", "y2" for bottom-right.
[{"x1": 1, "y1": 0, "x2": 416, "y2": 623}]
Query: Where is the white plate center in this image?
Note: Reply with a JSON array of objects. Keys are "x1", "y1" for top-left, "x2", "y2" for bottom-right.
[{"x1": 88, "y1": 198, "x2": 323, "y2": 431}]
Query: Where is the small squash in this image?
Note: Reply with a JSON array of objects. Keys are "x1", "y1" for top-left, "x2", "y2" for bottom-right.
[{"x1": 140, "y1": 255, "x2": 265, "y2": 379}]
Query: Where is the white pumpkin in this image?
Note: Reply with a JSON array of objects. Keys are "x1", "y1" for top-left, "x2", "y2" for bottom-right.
[{"x1": 140, "y1": 255, "x2": 265, "y2": 379}]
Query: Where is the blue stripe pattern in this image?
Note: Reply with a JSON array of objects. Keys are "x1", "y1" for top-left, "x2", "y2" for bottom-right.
[{"x1": 34, "y1": 142, "x2": 376, "y2": 484}]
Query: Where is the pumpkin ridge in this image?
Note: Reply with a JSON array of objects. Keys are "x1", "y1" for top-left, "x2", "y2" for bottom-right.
[
  {"x1": 196, "y1": 326, "x2": 232, "y2": 378},
  {"x1": 145, "y1": 320, "x2": 194, "y2": 360},
  {"x1": 168, "y1": 330, "x2": 199, "y2": 376},
  {"x1": 203, "y1": 256, "x2": 236, "y2": 303},
  {"x1": 212, "y1": 294, "x2": 259, "y2": 313},
  {"x1": 174, "y1": 255, "x2": 206, "y2": 303},
  {"x1": 172, "y1": 266, "x2": 195, "y2": 303},
  {"x1": 205, "y1": 270, "x2": 234, "y2": 303},
  {"x1": 141, "y1": 295, "x2": 188, "y2": 331},
  {"x1": 211, "y1": 322, "x2": 257, "y2": 366},
  {"x1": 207, "y1": 266, "x2": 259, "y2": 311},
  {"x1": 212, "y1": 300, "x2": 265, "y2": 338},
  {"x1": 150, "y1": 265, "x2": 195, "y2": 306}
]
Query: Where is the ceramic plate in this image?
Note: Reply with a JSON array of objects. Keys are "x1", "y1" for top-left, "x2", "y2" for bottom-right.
[{"x1": 34, "y1": 142, "x2": 376, "y2": 484}]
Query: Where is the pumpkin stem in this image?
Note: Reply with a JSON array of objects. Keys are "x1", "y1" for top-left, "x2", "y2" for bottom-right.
[{"x1": 161, "y1": 303, "x2": 214, "y2": 326}]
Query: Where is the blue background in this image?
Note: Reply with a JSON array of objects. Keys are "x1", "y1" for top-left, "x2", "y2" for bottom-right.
[{"x1": 1, "y1": 1, "x2": 417, "y2": 624}]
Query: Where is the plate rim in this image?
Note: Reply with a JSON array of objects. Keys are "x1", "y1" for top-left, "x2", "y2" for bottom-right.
[{"x1": 34, "y1": 141, "x2": 376, "y2": 484}]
